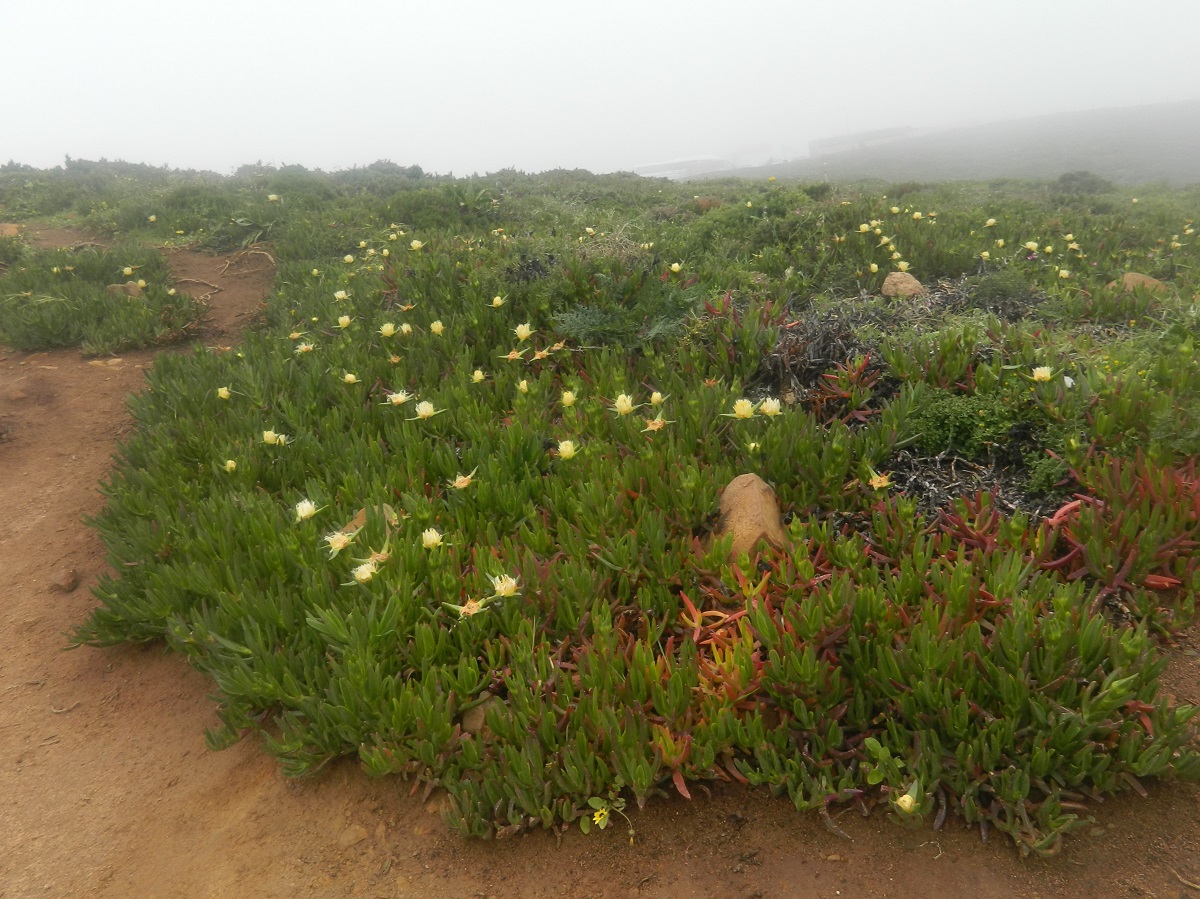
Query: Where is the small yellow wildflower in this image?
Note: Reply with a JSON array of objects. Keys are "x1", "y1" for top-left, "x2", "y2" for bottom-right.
[
  {"x1": 295, "y1": 499, "x2": 319, "y2": 522},
  {"x1": 223, "y1": 459, "x2": 237, "y2": 473},
  {"x1": 985, "y1": 218, "x2": 996, "y2": 227},
  {"x1": 514, "y1": 322, "x2": 534, "y2": 342},
  {"x1": 650, "y1": 391, "x2": 665, "y2": 406},
  {"x1": 472, "y1": 368, "x2": 486, "y2": 384},
  {"x1": 760, "y1": 397, "x2": 782, "y2": 417},
  {"x1": 670, "y1": 262, "x2": 682, "y2": 273},
  {"x1": 1032, "y1": 366, "x2": 1052, "y2": 382},
  {"x1": 896, "y1": 261, "x2": 910, "y2": 272},
  {"x1": 561, "y1": 390, "x2": 577, "y2": 407},
  {"x1": 350, "y1": 561, "x2": 377, "y2": 584},
  {"x1": 384, "y1": 390, "x2": 412, "y2": 406},
  {"x1": 410, "y1": 239, "x2": 424, "y2": 250},
  {"x1": 613, "y1": 394, "x2": 637, "y2": 415},
  {"x1": 430, "y1": 320, "x2": 445, "y2": 336},
  {"x1": 728, "y1": 398, "x2": 756, "y2": 419},
  {"x1": 517, "y1": 379, "x2": 529, "y2": 393},
  {"x1": 379, "y1": 322, "x2": 397, "y2": 337},
  {"x1": 334, "y1": 289, "x2": 349, "y2": 301},
  {"x1": 448, "y1": 468, "x2": 478, "y2": 490},
  {"x1": 343, "y1": 255, "x2": 355, "y2": 264},
  {"x1": 337, "y1": 315, "x2": 352, "y2": 329},
  {"x1": 411, "y1": 400, "x2": 440, "y2": 420},
  {"x1": 294, "y1": 342, "x2": 315, "y2": 354},
  {"x1": 421, "y1": 528, "x2": 444, "y2": 549},
  {"x1": 216, "y1": 386, "x2": 231, "y2": 400},
  {"x1": 896, "y1": 793, "x2": 916, "y2": 814},
  {"x1": 556, "y1": 440, "x2": 578, "y2": 460},
  {"x1": 342, "y1": 372, "x2": 359, "y2": 385},
  {"x1": 869, "y1": 472, "x2": 892, "y2": 490},
  {"x1": 489, "y1": 574, "x2": 519, "y2": 598},
  {"x1": 491, "y1": 295, "x2": 506, "y2": 307}
]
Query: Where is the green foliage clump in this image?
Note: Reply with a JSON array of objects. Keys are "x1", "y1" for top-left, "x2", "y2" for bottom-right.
[{"x1": 0, "y1": 244, "x2": 202, "y2": 353}]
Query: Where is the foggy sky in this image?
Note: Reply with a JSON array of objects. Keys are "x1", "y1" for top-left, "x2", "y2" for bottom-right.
[{"x1": 4, "y1": 0, "x2": 1198, "y2": 176}]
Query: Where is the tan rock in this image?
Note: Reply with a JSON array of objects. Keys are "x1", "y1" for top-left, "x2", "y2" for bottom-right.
[
  {"x1": 336, "y1": 823, "x2": 369, "y2": 849},
  {"x1": 50, "y1": 568, "x2": 81, "y2": 593},
  {"x1": 714, "y1": 473, "x2": 788, "y2": 558},
  {"x1": 0, "y1": 223, "x2": 21, "y2": 238},
  {"x1": 1105, "y1": 272, "x2": 1168, "y2": 293},
  {"x1": 462, "y1": 694, "x2": 499, "y2": 736},
  {"x1": 105, "y1": 281, "x2": 142, "y2": 298},
  {"x1": 881, "y1": 272, "x2": 926, "y2": 298}
]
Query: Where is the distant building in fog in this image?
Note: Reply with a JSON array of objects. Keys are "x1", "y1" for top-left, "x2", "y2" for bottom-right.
[
  {"x1": 809, "y1": 127, "x2": 914, "y2": 157},
  {"x1": 633, "y1": 157, "x2": 733, "y2": 180}
]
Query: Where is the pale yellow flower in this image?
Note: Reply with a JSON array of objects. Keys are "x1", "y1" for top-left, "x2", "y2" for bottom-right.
[
  {"x1": 295, "y1": 499, "x2": 319, "y2": 522},
  {"x1": 410, "y1": 239, "x2": 424, "y2": 250},
  {"x1": 384, "y1": 390, "x2": 412, "y2": 406},
  {"x1": 911, "y1": 212, "x2": 923, "y2": 220},
  {"x1": 670, "y1": 262, "x2": 682, "y2": 273},
  {"x1": 1063, "y1": 233, "x2": 1074, "y2": 241},
  {"x1": 1024, "y1": 241, "x2": 1039, "y2": 252},
  {"x1": 311, "y1": 268, "x2": 321, "y2": 276},
  {"x1": 421, "y1": 528, "x2": 444, "y2": 549},
  {"x1": 379, "y1": 322, "x2": 397, "y2": 337},
  {"x1": 890, "y1": 206, "x2": 900, "y2": 214},
  {"x1": 430, "y1": 320, "x2": 445, "y2": 336},
  {"x1": 561, "y1": 390, "x2": 577, "y2": 407},
  {"x1": 325, "y1": 531, "x2": 354, "y2": 557},
  {"x1": 869, "y1": 263, "x2": 879, "y2": 273},
  {"x1": 167, "y1": 288, "x2": 176, "y2": 296},
  {"x1": 122, "y1": 266, "x2": 134, "y2": 276},
  {"x1": 858, "y1": 223, "x2": 870, "y2": 233},
  {"x1": 294, "y1": 342, "x2": 315, "y2": 354},
  {"x1": 489, "y1": 574, "x2": 519, "y2": 598},
  {"x1": 448, "y1": 468, "x2": 478, "y2": 490},
  {"x1": 613, "y1": 393, "x2": 637, "y2": 415},
  {"x1": 411, "y1": 400, "x2": 440, "y2": 420},
  {"x1": 1044, "y1": 245, "x2": 1054, "y2": 254},
  {"x1": 342, "y1": 372, "x2": 359, "y2": 385},
  {"x1": 400, "y1": 323, "x2": 413, "y2": 336},
  {"x1": 148, "y1": 214, "x2": 157, "y2": 222},
  {"x1": 896, "y1": 793, "x2": 916, "y2": 814},
  {"x1": 514, "y1": 322, "x2": 534, "y2": 342},
  {"x1": 980, "y1": 251, "x2": 990, "y2": 261},
  {"x1": 223, "y1": 459, "x2": 237, "y2": 473},
  {"x1": 262, "y1": 429, "x2": 283, "y2": 445},
  {"x1": 517, "y1": 379, "x2": 529, "y2": 393},
  {"x1": 491, "y1": 295, "x2": 506, "y2": 307},
  {"x1": 216, "y1": 386, "x2": 231, "y2": 400},
  {"x1": 1032, "y1": 366, "x2": 1052, "y2": 382},
  {"x1": 985, "y1": 218, "x2": 996, "y2": 227},
  {"x1": 351, "y1": 561, "x2": 377, "y2": 584},
  {"x1": 267, "y1": 194, "x2": 279, "y2": 203},
  {"x1": 343, "y1": 255, "x2": 355, "y2": 264},
  {"x1": 728, "y1": 398, "x2": 756, "y2": 419},
  {"x1": 472, "y1": 369, "x2": 485, "y2": 383},
  {"x1": 760, "y1": 397, "x2": 782, "y2": 417},
  {"x1": 1058, "y1": 269, "x2": 1071, "y2": 279},
  {"x1": 996, "y1": 239, "x2": 1005, "y2": 248},
  {"x1": 649, "y1": 391, "x2": 665, "y2": 406},
  {"x1": 896, "y1": 260, "x2": 910, "y2": 272},
  {"x1": 334, "y1": 290, "x2": 349, "y2": 301},
  {"x1": 337, "y1": 315, "x2": 352, "y2": 329},
  {"x1": 556, "y1": 440, "x2": 577, "y2": 459}
]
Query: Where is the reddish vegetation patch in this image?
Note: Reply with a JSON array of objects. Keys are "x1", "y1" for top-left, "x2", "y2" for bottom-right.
[{"x1": 0, "y1": 228, "x2": 1197, "y2": 898}]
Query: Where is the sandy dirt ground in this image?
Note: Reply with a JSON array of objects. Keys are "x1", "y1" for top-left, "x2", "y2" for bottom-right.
[{"x1": 1, "y1": 225, "x2": 1198, "y2": 898}]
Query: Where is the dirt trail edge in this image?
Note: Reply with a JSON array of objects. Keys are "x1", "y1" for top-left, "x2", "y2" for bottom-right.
[{"x1": 1, "y1": 226, "x2": 1197, "y2": 899}]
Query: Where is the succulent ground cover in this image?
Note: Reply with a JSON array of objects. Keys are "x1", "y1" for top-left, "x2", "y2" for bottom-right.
[{"x1": 4, "y1": 161, "x2": 1197, "y2": 856}]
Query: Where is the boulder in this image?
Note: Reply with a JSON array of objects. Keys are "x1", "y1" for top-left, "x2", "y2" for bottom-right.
[
  {"x1": 713, "y1": 473, "x2": 788, "y2": 558},
  {"x1": 0, "y1": 223, "x2": 21, "y2": 239},
  {"x1": 1106, "y1": 272, "x2": 1168, "y2": 293},
  {"x1": 105, "y1": 281, "x2": 142, "y2": 298},
  {"x1": 881, "y1": 272, "x2": 926, "y2": 298}
]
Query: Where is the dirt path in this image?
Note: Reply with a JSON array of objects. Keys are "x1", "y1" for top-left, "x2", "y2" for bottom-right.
[{"x1": 1, "y1": 226, "x2": 1197, "y2": 898}]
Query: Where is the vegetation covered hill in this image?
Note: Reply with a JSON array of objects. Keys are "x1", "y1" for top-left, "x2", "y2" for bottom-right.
[
  {"x1": 2, "y1": 161, "x2": 1198, "y2": 855},
  {"x1": 730, "y1": 100, "x2": 1200, "y2": 186}
]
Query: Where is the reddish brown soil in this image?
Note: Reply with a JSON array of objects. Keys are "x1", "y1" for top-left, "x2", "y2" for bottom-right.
[{"x1": 1, "y1": 226, "x2": 1198, "y2": 899}]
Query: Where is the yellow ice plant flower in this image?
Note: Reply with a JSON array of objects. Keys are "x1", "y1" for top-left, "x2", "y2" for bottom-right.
[
  {"x1": 312, "y1": 268, "x2": 321, "y2": 276},
  {"x1": 649, "y1": 391, "x2": 665, "y2": 406},
  {"x1": 444, "y1": 597, "x2": 488, "y2": 619},
  {"x1": 350, "y1": 561, "x2": 377, "y2": 584},
  {"x1": 499, "y1": 348, "x2": 526, "y2": 361},
  {"x1": 869, "y1": 472, "x2": 892, "y2": 490},
  {"x1": 759, "y1": 397, "x2": 782, "y2": 417},
  {"x1": 514, "y1": 322, "x2": 534, "y2": 342},
  {"x1": 421, "y1": 528, "x2": 444, "y2": 550},
  {"x1": 325, "y1": 530, "x2": 354, "y2": 558},
  {"x1": 670, "y1": 262, "x2": 682, "y2": 273},
  {"x1": 262, "y1": 429, "x2": 281, "y2": 445},
  {"x1": 337, "y1": 315, "x2": 352, "y2": 329},
  {"x1": 911, "y1": 211, "x2": 922, "y2": 220},
  {"x1": 343, "y1": 255, "x2": 355, "y2": 264},
  {"x1": 411, "y1": 400, "x2": 441, "y2": 420},
  {"x1": 430, "y1": 320, "x2": 445, "y2": 335},
  {"x1": 491, "y1": 295, "x2": 506, "y2": 307},
  {"x1": 642, "y1": 414, "x2": 672, "y2": 433},
  {"x1": 531, "y1": 347, "x2": 551, "y2": 362},
  {"x1": 294, "y1": 342, "x2": 315, "y2": 354},
  {"x1": 167, "y1": 288, "x2": 176, "y2": 296},
  {"x1": 1044, "y1": 245, "x2": 1054, "y2": 254},
  {"x1": 613, "y1": 393, "x2": 637, "y2": 415},
  {"x1": 381, "y1": 248, "x2": 389, "y2": 257},
  {"x1": 858, "y1": 223, "x2": 870, "y2": 233},
  {"x1": 334, "y1": 290, "x2": 349, "y2": 301},
  {"x1": 379, "y1": 322, "x2": 397, "y2": 337},
  {"x1": 342, "y1": 372, "x2": 359, "y2": 385},
  {"x1": 985, "y1": 218, "x2": 996, "y2": 227},
  {"x1": 384, "y1": 390, "x2": 413, "y2": 406},
  {"x1": 727, "y1": 398, "x2": 757, "y2": 419},
  {"x1": 448, "y1": 468, "x2": 478, "y2": 490},
  {"x1": 517, "y1": 379, "x2": 529, "y2": 393},
  {"x1": 1067, "y1": 242, "x2": 1080, "y2": 251},
  {"x1": 1058, "y1": 269, "x2": 1071, "y2": 278},
  {"x1": 388, "y1": 232, "x2": 399, "y2": 241},
  {"x1": 472, "y1": 369, "x2": 485, "y2": 383},
  {"x1": 896, "y1": 260, "x2": 910, "y2": 272},
  {"x1": 489, "y1": 573, "x2": 520, "y2": 598},
  {"x1": 980, "y1": 251, "x2": 990, "y2": 261},
  {"x1": 148, "y1": 214, "x2": 157, "y2": 222},
  {"x1": 1063, "y1": 233, "x2": 1074, "y2": 241},
  {"x1": 223, "y1": 459, "x2": 237, "y2": 473},
  {"x1": 1032, "y1": 366, "x2": 1052, "y2": 382},
  {"x1": 358, "y1": 240, "x2": 368, "y2": 249},
  {"x1": 890, "y1": 206, "x2": 900, "y2": 214},
  {"x1": 895, "y1": 793, "x2": 916, "y2": 814},
  {"x1": 995, "y1": 239, "x2": 1005, "y2": 248},
  {"x1": 400, "y1": 323, "x2": 413, "y2": 336},
  {"x1": 122, "y1": 266, "x2": 134, "y2": 276},
  {"x1": 410, "y1": 239, "x2": 424, "y2": 250},
  {"x1": 294, "y1": 499, "x2": 319, "y2": 522},
  {"x1": 561, "y1": 390, "x2": 577, "y2": 407},
  {"x1": 870, "y1": 263, "x2": 879, "y2": 273},
  {"x1": 556, "y1": 439, "x2": 578, "y2": 460},
  {"x1": 1024, "y1": 241, "x2": 1039, "y2": 252},
  {"x1": 216, "y1": 386, "x2": 231, "y2": 400}
]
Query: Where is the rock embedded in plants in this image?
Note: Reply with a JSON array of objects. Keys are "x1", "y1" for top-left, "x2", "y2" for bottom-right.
[
  {"x1": 0, "y1": 223, "x2": 21, "y2": 238},
  {"x1": 881, "y1": 272, "x2": 926, "y2": 298},
  {"x1": 105, "y1": 281, "x2": 142, "y2": 298},
  {"x1": 714, "y1": 473, "x2": 789, "y2": 557},
  {"x1": 1106, "y1": 272, "x2": 1168, "y2": 293}
]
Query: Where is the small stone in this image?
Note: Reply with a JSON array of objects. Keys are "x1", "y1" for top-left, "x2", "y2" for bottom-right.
[
  {"x1": 462, "y1": 693, "x2": 498, "y2": 735},
  {"x1": 336, "y1": 824, "x2": 369, "y2": 849},
  {"x1": 105, "y1": 282, "x2": 142, "y2": 298},
  {"x1": 6, "y1": 388, "x2": 27, "y2": 402},
  {"x1": 881, "y1": 272, "x2": 926, "y2": 298},
  {"x1": 50, "y1": 568, "x2": 80, "y2": 593},
  {"x1": 0, "y1": 223, "x2": 20, "y2": 238},
  {"x1": 713, "y1": 473, "x2": 788, "y2": 558}
]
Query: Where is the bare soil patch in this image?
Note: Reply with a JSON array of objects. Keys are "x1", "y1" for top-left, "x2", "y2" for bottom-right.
[{"x1": 1, "y1": 227, "x2": 1197, "y2": 898}]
